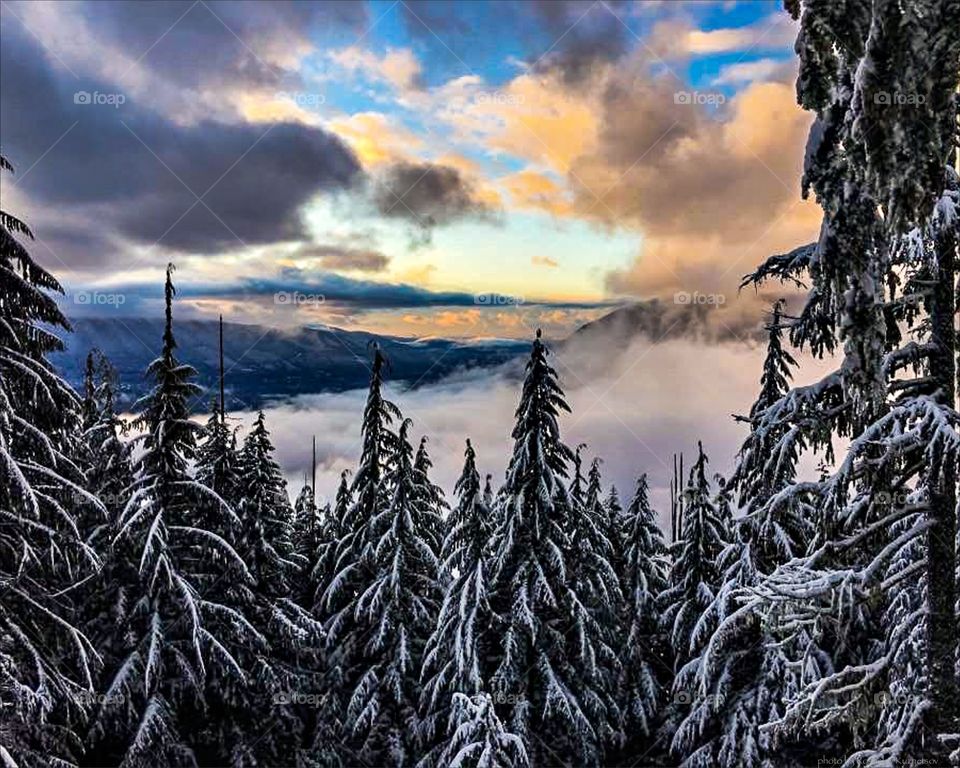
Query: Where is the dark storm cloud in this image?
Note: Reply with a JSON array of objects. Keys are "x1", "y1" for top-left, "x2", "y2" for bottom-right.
[
  {"x1": 398, "y1": 0, "x2": 631, "y2": 86},
  {"x1": 76, "y1": 0, "x2": 367, "y2": 91},
  {"x1": 526, "y1": 0, "x2": 633, "y2": 85},
  {"x1": 0, "y1": 18, "x2": 362, "y2": 259},
  {"x1": 371, "y1": 161, "x2": 495, "y2": 241}
]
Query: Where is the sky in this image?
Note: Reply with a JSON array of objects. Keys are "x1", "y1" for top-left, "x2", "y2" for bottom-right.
[{"x1": 0, "y1": 0, "x2": 821, "y2": 341}]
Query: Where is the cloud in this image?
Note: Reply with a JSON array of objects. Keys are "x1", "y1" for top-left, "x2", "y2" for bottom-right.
[
  {"x1": 563, "y1": 62, "x2": 819, "y2": 302},
  {"x1": 0, "y1": 17, "x2": 362, "y2": 267},
  {"x1": 370, "y1": 161, "x2": 498, "y2": 243},
  {"x1": 249, "y1": 328, "x2": 833, "y2": 532},
  {"x1": 5, "y1": 0, "x2": 366, "y2": 125},
  {"x1": 291, "y1": 243, "x2": 390, "y2": 273},
  {"x1": 652, "y1": 14, "x2": 797, "y2": 57},
  {"x1": 328, "y1": 46, "x2": 424, "y2": 94},
  {"x1": 502, "y1": 170, "x2": 575, "y2": 216},
  {"x1": 712, "y1": 58, "x2": 792, "y2": 86},
  {"x1": 532, "y1": 254, "x2": 559, "y2": 268},
  {"x1": 327, "y1": 112, "x2": 426, "y2": 167},
  {"x1": 437, "y1": 70, "x2": 600, "y2": 174},
  {"x1": 524, "y1": 0, "x2": 635, "y2": 84}
]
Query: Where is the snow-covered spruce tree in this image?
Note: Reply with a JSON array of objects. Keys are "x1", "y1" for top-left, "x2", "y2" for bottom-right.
[
  {"x1": 293, "y1": 482, "x2": 320, "y2": 565},
  {"x1": 306, "y1": 471, "x2": 349, "y2": 610},
  {"x1": 659, "y1": 443, "x2": 727, "y2": 743},
  {"x1": 420, "y1": 439, "x2": 498, "y2": 764},
  {"x1": 195, "y1": 400, "x2": 240, "y2": 512},
  {"x1": 736, "y1": 1, "x2": 960, "y2": 763},
  {"x1": 488, "y1": 329, "x2": 621, "y2": 765},
  {"x1": 199, "y1": 410, "x2": 324, "y2": 765},
  {"x1": 569, "y1": 456, "x2": 623, "y2": 729},
  {"x1": 314, "y1": 348, "x2": 439, "y2": 764},
  {"x1": 439, "y1": 693, "x2": 530, "y2": 768},
  {"x1": 85, "y1": 264, "x2": 259, "y2": 766},
  {"x1": 413, "y1": 435, "x2": 448, "y2": 560},
  {"x1": 81, "y1": 351, "x2": 133, "y2": 521},
  {"x1": 314, "y1": 347, "x2": 398, "y2": 763},
  {"x1": 327, "y1": 418, "x2": 441, "y2": 764},
  {"x1": 0, "y1": 153, "x2": 101, "y2": 766},
  {"x1": 605, "y1": 485, "x2": 624, "y2": 543},
  {"x1": 618, "y1": 474, "x2": 669, "y2": 749},
  {"x1": 78, "y1": 351, "x2": 140, "y2": 741},
  {"x1": 671, "y1": 304, "x2": 823, "y2": 768}
]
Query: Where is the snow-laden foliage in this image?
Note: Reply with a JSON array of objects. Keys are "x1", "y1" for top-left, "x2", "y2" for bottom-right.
[
  {"x1": 487, "y1": 330, "x2": 621, "y2": 766},
  {"x1": 661, "y1": 444, "x2": 728, "y2": 671},
  {"x1": 0, "y1": 154, "x2": 100, "y2": 766},
  {"x1": 439, "y1": 692, "x2": 529, "y2": 768},
  {"x1": 318, "y1": 348, "x2": 441, "y2": 765},
  {"x1": 85, "y1": 266, "x2": 261, "y2": 767},
  {"x1": 741, "y1": 2, "x2": 960, "y2": 762},
  {"x1": 195, "y1": 402, "x2": 240, "y2": 511},
  {"x1": 420, "y1": 439, "x2": 495, "y2": 764},
  {"x1": 618, "y1": 475, "x2": 669, "y2": 744},
  {"x1": 199, "y1": 410, "x2": 324, "y2": 765},
  {"x1": 671, "y1": 307, "x2": 826, "y2": 767}
]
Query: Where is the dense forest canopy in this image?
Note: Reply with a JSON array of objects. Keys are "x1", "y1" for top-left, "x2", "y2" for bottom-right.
[{"x1": 1, "y1": 1, "x2": 958, "y2": 766}]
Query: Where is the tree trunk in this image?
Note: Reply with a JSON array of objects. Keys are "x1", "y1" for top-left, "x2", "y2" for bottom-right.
[{"x1": 925, "y1": 162, "x2": 959, "y2": 753}]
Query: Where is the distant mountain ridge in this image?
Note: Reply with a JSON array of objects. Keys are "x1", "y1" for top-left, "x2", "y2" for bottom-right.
[
  {"x1": 52, "y1": 303, "x2": 755, "y2": 410},
  {"x1": 52, "y1": 317, "x2": 529, "y2": 411}
]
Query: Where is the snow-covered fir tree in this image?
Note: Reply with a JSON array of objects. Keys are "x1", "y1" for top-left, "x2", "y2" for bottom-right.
[
  {"x1": 737, "y1": 2, "x2": 960, "y2": 762},
  {"x1": 420, "y1": 439, "x2": 497, "y2": 764},
  {"x1": 315, "y1": 346, "x2": 398, "y2": 761},
  {"x1": 439, "y1": 693, "x2": 529, "y2": 768},
  {"x1": 81, "y1": 350, "x2": 134, "y2": 532},
  {"x1": 618, "y1": 474, "x2": 669, "y2": 747},
  {"x1": 318, "y1": 348, "x2": 444, "y2": 764},
  {"x1": 201, "y1": 410, "x2": 323, "y2": 765},
  {"x1": 660, "y1": 442, "x2": 728, "y2": 750},
  {"x1": 569, "y1": 456, "x2": 623, "y2": 735},
  {"x1": 86, "y1": 265, "x2": 259, "y2": 766},
  {"x1": 195, "y1": 403, "x2": 240, "y2": 512},
  {"x1": 336, "y1": 418, "x2": 441, "y2": 763},
  {"x1": 306, "y1": 471, "x2": 349, "y2": 607},
  {"x1": 293, "y1": 483, "x2": 320, "y2": 563},
  {"x1": 0, "y1": 153, "x2": 101, "y2": 767},
  {"x1": 413, "y1": 435, "x2": 448, "y2": 559},
  {"x1": 671, "y1": 306, "x2": 823, "y2": 768},
  {"x1": 488, "y1": 330, "x2": 621, "y2": 765}
]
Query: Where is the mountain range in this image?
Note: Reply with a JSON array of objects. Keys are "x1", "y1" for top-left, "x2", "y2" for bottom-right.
[
  {"x1": 51, "y1": 301, "x2": 753, "y2": 410},
  {"x1": 52, "y1": 317, "x2": 529, "y2": 411}
]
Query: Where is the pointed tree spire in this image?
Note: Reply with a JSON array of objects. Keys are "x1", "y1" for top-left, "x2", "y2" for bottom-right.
[
  {"x1": 89, "y1": 263, "x2": 258, "y2": 765},
  {"x1": 488, "y1": 329, "x2": 620, "y2": 764},
  {"x1": 420, "y1": 439, "x2": 497, "y2": 762},
  {"x1": 620, "y1": 474, "x2": 669, "y2": 743}
]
